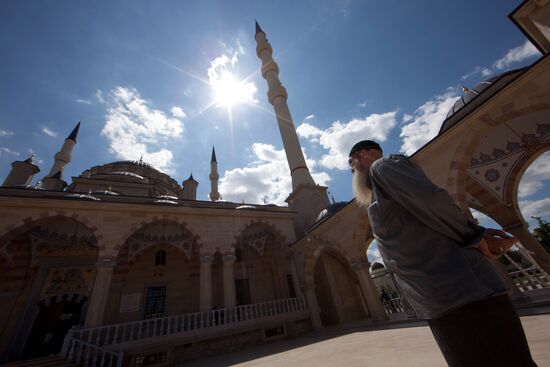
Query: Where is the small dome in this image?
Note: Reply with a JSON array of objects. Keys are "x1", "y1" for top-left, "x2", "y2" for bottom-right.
[
  {"x1": 236, "y1": 205, "x2": 257, "y2": 210},
  {"x1": 92, "y1": 190, "x2": 119, "y2": 196},
  {"x1": 156, "y1": 195, "x2": 178, "y2": 200},
  {"x1": 66, "y1": 193, "x2": 100, "y2": 201},
  {"x1": 151, "y1": 199, "x2": 179, "y2": 205},
  {"x1": 316, "y1": 201, "x2": 348, "y2": 222},
  {"x1": 370, "y1": 262, "x2": 385, "y2": 271},
  {"x1": 441, "y1": 68, "x2": 526, "y2": 133}
]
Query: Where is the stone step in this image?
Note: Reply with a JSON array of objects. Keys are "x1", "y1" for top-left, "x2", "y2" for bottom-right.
[{"x1": 2, "y1": 355, "x2": 79, "y2": 367}]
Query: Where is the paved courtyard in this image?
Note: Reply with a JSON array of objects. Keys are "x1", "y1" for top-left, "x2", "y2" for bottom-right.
[{"x1": 182, "y1": 314, "x2": 550, "y2": 366}]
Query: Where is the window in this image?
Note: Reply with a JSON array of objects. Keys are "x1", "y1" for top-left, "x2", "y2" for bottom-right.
[
  {"x1": 144, "y1": 286, "x2": 166, "y2": 319},
  {"x1": 155, "y1": 250, "x2": 166, "y2": 266}
]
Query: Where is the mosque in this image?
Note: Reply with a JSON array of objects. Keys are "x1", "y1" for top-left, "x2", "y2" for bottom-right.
[{"x1": 1, "y1": 1, "x2": 550, "y2": 366}]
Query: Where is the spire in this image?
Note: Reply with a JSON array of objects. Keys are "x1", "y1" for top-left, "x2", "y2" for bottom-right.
[
  {"x1": 24, "y1": 153, "x2": 36, "y2": 164},
  {"x1": 67, "y1": 121, "x2": 81, "y2": 142},
  {"x1": 186, "y1": 173, "x2": 197, "y2": 182},
  {"x1": 255, "y1": 20, "x2": 264, "y2": 35},
  {"x1": 211, "y1": 146, "x2": 217, "y2": 163}
]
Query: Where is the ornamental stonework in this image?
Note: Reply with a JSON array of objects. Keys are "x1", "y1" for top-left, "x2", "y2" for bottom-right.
[{"x1": 41, "y1": 267, "x2": 96, "y2": 297}]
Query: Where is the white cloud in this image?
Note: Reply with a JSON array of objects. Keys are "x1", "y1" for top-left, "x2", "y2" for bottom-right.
[
  {"x1": 518, "y1": 152, "x2": 550, "y2": 198},
  {"x1": 296, "y1": 122, "x2": 322, "y2": 143},
  {"x1": 42, "y1": 127, "x2": 57, "y2": 137},
  {"x1": 219, "y1": 143, "x2": 330, "y2": 205},
  {"x1": 207, "y1": 48, "x2": 257, "y2": 107},
  {"x1": 358, "y1": 101, "x2": 368, "y2": 108},
  {"x1": 367, "y1": 241, "x2": 384, "y2": 265},
  {"x1": 171, "y1": 106, "x2": 187, "y2": 119},
  {"x1": 519, "y1": 198, "x2": 550, "y2": 224},
  {"x1": 470, "y1": 208, "x2": 493, "y2": 227},
  {"x1": 76, "y1": 99, "x2": 92, "y2": 105},
  {"x1": 0, "y1": 147, "x2": 20, "y2": 156},
  {"x1": 101, "y1": 86, "x2": 184, "y2": 173},
  {"x1": 297, "y1": 112, "x2": 397, "y2": 170},
  {"x1": 494, "y1": 41, "x2": 540, "y2": 70},
  {"x1": 402, "y1": 114, "x2": 413, "y2": 123},
  {"x1": 0, "y1": 130, "x2": 13, "y2": 137},
  {"x1": 304, "y1": 114, "x2": 315, "y2": 121},
  {"x1": 96, "y1": 89, "x2": 106, "y2": 104},
  {"x1": 400, "y1": 89, "x2": 459, "y2": 155}
]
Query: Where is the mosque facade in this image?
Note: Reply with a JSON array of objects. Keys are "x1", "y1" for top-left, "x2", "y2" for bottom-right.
[{"x1": 1, "y1": 1, "x2": 550, "y2": 366}]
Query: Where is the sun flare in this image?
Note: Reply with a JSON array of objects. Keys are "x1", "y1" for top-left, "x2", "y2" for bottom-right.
[{"x1": 211, "y1": 71, "x2": 256, "y2": 108}]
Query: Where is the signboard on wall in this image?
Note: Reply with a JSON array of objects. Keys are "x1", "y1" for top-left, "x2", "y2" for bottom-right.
[{"x1": 120, "y1": 293, "x2": 141, "y2": 313}]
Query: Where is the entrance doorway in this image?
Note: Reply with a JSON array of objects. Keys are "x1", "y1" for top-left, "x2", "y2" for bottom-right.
[{"x1": 24, "y1": 295, "x2": 86, "y2": 359}]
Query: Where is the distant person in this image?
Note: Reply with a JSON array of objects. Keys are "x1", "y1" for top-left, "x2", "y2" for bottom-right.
[{"x1": 348, "y1": 140, "x2": 537, "y2": 367}]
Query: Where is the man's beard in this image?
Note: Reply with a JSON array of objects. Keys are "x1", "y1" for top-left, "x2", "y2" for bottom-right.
[{"x1": 352, "y1": 167, "x2": 372, "y2": 207}]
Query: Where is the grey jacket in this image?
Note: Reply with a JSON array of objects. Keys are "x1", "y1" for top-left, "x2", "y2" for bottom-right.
[{"x1": 367, "y1": 155, "x2": 507, "y2": 319}]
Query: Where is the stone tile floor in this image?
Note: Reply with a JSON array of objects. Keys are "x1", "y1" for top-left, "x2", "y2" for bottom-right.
[{"x1": 181, "y1": 314, "x2": 550, "y2": 366}]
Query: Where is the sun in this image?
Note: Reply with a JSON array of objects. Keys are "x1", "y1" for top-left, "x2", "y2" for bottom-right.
[{"x1": 211, "y1": 71, "x2": 256, "y2": 108}]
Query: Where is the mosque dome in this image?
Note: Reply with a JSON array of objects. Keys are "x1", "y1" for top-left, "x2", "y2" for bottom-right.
[
  {"x1": 77, "y1": 159, "x2": 182, "y2": 196},
  {"x1": 315, "y1": 201, "x2": 348, "y2": 222},
  {"x1": 370, "y1": 262, "x2": 385, "y2": 271},
  {"x1": 440, "y1": 68, "x2": 526, "y2": 134}
]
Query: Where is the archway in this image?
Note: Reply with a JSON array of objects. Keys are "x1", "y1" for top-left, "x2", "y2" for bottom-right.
[
  {"x1": 0, "y1": 216, "x2": 98, "y2": 361},
  {"x1": 106, "y1": 220, "x2": 200, "y2": 324},
  {"x1": 24, "y1": 294, "x2": 87, "y2": 358},
  {"x1": 233, "y1": 222, "x2": 290, "y2": 305},
  {"x1": 313, "y1": 250, "x2": 364, "y2": 326}
]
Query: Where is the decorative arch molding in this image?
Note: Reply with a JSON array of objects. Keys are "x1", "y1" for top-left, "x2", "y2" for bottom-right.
[
  {"x1": 0, "y1": 214, "x2": 99, "y2": 265},
  {"x1": 445, "y1": 103, "x2": 550, "y2": 210},
  {"x1": 302, "y1": 236, "x2": 355, "y2": 287},
  {"x1": 120, "y1": 219, "x2": 201, "y2": 262},
  {"x1": 233, "y1": 220, "x2": 287, "y2": 257}
]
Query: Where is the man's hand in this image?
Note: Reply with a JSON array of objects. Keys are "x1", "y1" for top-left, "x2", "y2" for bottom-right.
[{"x1": 477, "y1": 228, "x2": 517, "y2": 259}]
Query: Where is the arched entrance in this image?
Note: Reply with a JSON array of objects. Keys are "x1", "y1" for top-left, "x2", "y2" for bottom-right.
[
  {"x1": 106, "y1": 220, "x2": 200, "y2": 324},
  {"x1": 24, "y1": 294, "x2": 87, "y2": 358},
  {"x1": 233, "y1": 222, "x2": 290, "y2": 305},
  {"x1": 0, "y1": 215, "x2": 99, "y2": 362},
  {"x1": 313, "y1": 251, "x2": 365, "y2": 326}
]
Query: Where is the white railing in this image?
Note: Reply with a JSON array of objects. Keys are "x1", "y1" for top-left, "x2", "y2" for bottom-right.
[
  {"x1": 60, "y1": 296, "x2": 307, "y2": 365},
  {"x1": 61, "y1": 334, "x2": 123, "y2": 367}
]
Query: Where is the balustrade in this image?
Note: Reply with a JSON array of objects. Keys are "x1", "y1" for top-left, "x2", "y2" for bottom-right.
[{"x1": 60, "y1": 296, "x2": 307, "y2": 365}]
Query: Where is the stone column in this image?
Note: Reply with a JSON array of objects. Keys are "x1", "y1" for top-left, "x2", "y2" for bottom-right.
[
  {"x1": 505, "y1": 224, "x2": 550, "y2": 273},
  {"x1": 84, "y1": 260, "x2": 116, "y2": 327},
  {"x1": 222, "y1": 254, "x2": 237, "y2": 308},
  {"x1": 351, "y1": 261, "x2": 387, "y2": 321},
  {"x1": 199, "y1": 255, "x2": 213, "y2": 311},
  {"x1": 302, "y1": 284, "x2": 323, "y2": 330}
]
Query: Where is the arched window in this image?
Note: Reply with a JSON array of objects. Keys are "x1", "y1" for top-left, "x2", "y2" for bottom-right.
[{"x1": 155, "y1": 250, "x2": 166, "y2": 266}]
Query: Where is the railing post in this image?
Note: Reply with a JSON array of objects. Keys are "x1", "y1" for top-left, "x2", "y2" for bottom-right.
[{"x1": 60, "y1": 326, "x2": 74, "y2": 357}]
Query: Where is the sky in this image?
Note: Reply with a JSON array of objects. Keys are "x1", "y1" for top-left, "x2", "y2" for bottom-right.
[{"x1": 0, "y1": 1, "x2": 548, "y2": 264}]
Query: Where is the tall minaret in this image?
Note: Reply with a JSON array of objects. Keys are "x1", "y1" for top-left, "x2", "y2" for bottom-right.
[
  {"x1": 47, "y1": 121, "x2": 80, "y2": 176},
  {"x1": 209, "y1": 146, "x2": 220, "y2": 201},
  {"x1": 255, "y1": 21, "x2": 315, "y2": 190},
  {"x1": 255, "y1": 21, "x2": 329, "y2": 236}
]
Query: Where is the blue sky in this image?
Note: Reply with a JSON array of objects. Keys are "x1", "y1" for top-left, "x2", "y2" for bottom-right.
[{"x1": 1, "y1": 1, "x2": 548, "y2": 250}]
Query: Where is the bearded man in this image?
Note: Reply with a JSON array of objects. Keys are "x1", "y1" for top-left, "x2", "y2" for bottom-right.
[{"x1": 349, "y1": 140, "x2": 537, "y2": 367}]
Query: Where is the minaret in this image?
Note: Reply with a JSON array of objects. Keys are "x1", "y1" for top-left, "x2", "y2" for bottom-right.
[
  {"x1": 2, "y1": 154, "x2": 40, "y2": 187},
  {"x1": 255, "y1": 21, "x2": 315, "y2": 190},
  {"x1": 209, "y1": 147, "x2": 220, "y2": 201},
  {"x1": 255, "y1": 21, "x2": 329, "y2": 236},
  {"x1": 47, "y1": 121, "x2": 80, "y2": 176}
]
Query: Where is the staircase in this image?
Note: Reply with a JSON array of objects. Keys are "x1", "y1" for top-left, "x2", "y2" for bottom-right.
[
  {"x1": 2, "y1": 355, "x2": 79, "y2": 366},
  {"x1": 59, "y1": 296, "x2": 308, "y2": 367}
]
